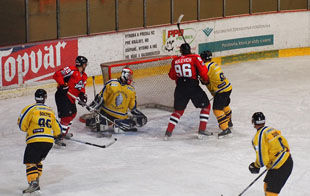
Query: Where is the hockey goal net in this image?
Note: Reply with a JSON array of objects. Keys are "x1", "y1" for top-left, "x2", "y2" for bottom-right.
[{"x1": 100, "y1": 55, "x2": 176, "y2": 111}]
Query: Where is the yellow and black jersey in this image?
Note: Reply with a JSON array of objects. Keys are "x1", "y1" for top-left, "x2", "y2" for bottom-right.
[
  {"x1": 205, "y1": 62, "x2": 232, "y2": 96},
  {"x1": 98, "y1": 79, "x2": 137, "y2": 119},
  {"x1": 252, "y1": 126, "x2": 290, "y2": 169},
  {"x1": 17, "y1": 103, "x2": 62, "y2": 144}
]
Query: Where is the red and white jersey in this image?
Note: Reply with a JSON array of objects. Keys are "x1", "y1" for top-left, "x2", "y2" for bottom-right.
[
  {"x1": 168, "y1": 54, "x2": 209, "y2": 81},
  {"x1": 53, "y1": 66, "x2": 88, "y2": 103}
]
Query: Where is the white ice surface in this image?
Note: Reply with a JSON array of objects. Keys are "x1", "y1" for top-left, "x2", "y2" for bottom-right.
[{"x1": 1, "y1": 56, "x2": 310, "y2": 196}]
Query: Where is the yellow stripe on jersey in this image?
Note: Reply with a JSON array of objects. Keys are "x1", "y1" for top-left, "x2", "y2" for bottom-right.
[
  {"x1": 17, "y1": 103, "x2": 62, "y2": 144},
  {"x1": 206, "y1": 62, "x2": 232, "y2": 96},
  {"x1": 252, "y1": 126, "x2": 290, "y2": 169}
]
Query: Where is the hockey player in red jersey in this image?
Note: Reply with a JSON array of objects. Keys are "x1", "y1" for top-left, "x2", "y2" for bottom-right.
[
  {"x1": 53, "y1": 56, "x2": 88, "y2": 146},
  {"x1": 164, "y1": 43, "x2": 211, "y2": 140}
]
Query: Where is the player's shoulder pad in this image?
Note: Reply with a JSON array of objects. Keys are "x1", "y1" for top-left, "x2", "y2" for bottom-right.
[
  {"x1": 35, "y1": 104, "x2": 53, "y2": 111},
  {"x1": 189, "y1": 54, "x2": 204, "y2": 63},
  {"x1": 207, "y1": 62, "x2": 216, "y2": 70},
  {"x1": 127, "y1": 84, "x2": 135, "y2": 91},
  {"x1": 105, "y1": 79, "x2": 119, "y2": 86}
]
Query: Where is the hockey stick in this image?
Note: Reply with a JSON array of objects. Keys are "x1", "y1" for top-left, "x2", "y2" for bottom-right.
[
  {"x1": 238, "y1": 168, "x2": 268, "y2": 196},
  {"x1": 177, "y1": 14, "x2": 187, "y2": 44},
  {"x1": 68, "y1": 137, "x2": 117, "y2": 149},
  {"x1": 92, "y1": 76, "x2": 101, "y2": 132}
]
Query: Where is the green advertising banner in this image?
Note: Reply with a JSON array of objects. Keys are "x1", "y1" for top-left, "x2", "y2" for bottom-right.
[{"x1": 199, "y1": 34, "x2": 274, "y2": 53}]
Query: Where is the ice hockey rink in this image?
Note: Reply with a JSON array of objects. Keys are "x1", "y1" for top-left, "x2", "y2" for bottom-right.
[{"x1": 0, "y1": 55, "x2": 310, "y2": 196}]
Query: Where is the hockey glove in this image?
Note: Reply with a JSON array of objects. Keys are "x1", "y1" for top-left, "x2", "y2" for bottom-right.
[
  {"x1": 199, "y1": 78, "x2": 209, "y2": 85},
  {"x1": 248, "y1": 162, "x2": 260, "y2": 174},
  {"x1": 78, "y1": 92, "x2": 87, "y2": 106}
]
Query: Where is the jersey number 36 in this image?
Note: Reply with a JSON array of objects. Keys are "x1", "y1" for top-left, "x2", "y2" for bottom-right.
[{"x1": 175, "y1": 64, "x2": 192, "y2": 77}]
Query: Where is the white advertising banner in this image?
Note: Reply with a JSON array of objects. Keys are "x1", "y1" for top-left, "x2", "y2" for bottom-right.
[{"x1": 78, "y1": 11, "x2": 310, "y2": 76}]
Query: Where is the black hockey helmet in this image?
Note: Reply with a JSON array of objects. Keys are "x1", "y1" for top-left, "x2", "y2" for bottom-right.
[
  {"x1": 180, "y1": 43, "x2": 191, "y2": 55},
  {"x1": 252, "y1": 112, "x2": 265, "y2": 125},
  {"x1": 200, "y1": 50, "x2": 212, "y2": 62},
  {"x1": 35, "y1": 89, "x2": 47, "y2": 103},
  {"x1": 75, "y1": 56, "x2": 88, "y2": 67}
]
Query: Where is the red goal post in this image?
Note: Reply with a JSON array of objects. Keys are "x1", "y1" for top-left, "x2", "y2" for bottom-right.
[{"x1": 100, "y1": 55, "x2": 176, "y2": 111}]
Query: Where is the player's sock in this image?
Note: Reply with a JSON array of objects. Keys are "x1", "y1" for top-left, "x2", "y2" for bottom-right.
[
  {"x1": 199, "y1": 104, "x2": 210, "y2": 131},
  {"x1": 165, "y1": 110, "x2": 184, "y2": 137},
  {"x1": 213, "y1": 109, "x2": 229, "y2": 131}
]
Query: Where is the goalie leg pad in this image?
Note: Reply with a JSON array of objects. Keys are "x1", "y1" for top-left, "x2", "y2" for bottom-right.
[{"x1": 114, "y1": 119, "x2": 137, "y2": 132}]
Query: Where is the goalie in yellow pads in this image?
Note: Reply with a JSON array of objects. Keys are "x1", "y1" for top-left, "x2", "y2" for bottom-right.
[
  {"x1": 200, "y1": 50, "x2": 233, "y2": 138},
  {"x1": 87, "y1": 67, "x2": 147, "y2": 133}
]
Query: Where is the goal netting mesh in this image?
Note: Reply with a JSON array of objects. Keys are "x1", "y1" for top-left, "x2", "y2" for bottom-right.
[{"x1": 100, "y1": 55, "x2": 176, "y2": 111}]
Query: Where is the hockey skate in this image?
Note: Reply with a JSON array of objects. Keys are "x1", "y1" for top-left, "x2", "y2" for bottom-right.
[
  {"x1": 218, "y1": 128, "x2": 232, "y2": 139},
  {"x1": 63, "y1": 133, "x2": 73, "y2": 139},
  {"x1": 228, "y1": 120, "x2": 233, "y2": 128},
  {"x1": 54, "y1": 136, "x2": 66, "y2": 147},
  {"x1": 197, "y1": 130, "x2": 213, "y2": 139},
  {"x1": 164, "y1": 130, "x2": 172, "y2": 141},
  {"x1": 22, "y1": 180, "x2": 40, "y2": 194}
]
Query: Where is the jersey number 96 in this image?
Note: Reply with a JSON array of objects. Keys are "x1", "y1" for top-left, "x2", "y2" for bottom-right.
[{"x1": 175, "y1": 64, "x2": 192, "y2": 77}]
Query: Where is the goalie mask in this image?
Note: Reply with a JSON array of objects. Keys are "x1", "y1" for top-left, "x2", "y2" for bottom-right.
[{"x1": 120, "y1": 68, "x2": 133, "y2": 85}]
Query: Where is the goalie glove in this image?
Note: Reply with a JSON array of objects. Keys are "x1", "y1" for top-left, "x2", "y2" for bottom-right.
[
  {"x1": 131, "y1": 109, "x2": 147, "y2": 127},
  {"x1": 89, "y1": 94, "x2": 103, "y2": 110}
]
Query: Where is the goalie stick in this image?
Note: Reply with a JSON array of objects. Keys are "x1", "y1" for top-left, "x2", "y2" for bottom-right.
[
  {"x1": 177, "y1": 14, "x2": 187, "y2": 44},
  {"x1": 67, "y1": 137, "x2": 117, "y2": 149},
  {"x1": 92, "y1": 76, "x2": 101, "y2": 132}
]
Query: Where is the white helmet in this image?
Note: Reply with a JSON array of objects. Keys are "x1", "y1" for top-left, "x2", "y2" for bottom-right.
[{"x1": 121, "y1": 67, "x2": 133, "y2": 85}]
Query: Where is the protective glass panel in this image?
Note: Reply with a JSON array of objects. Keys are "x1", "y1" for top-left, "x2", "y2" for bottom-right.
[
  {"x1": 60, "y1": 0, "x2": 87, "y2": 37},
  {"x1": 28, "y1": 0, "x2": 57, "y2": 42},
  {"x1": 280, "y1": 0, "x2": 307, "y2": 10},
  {"x1": 90, "y1": 0, "x2": 115, "y2": 33},
  {"x1": 119, "y1": 0, "x2": 143, "y2": 30},
  {"x1": 146, "y1": 0, "x2": 170, "y2": 26},
  {"x1": 174, "y1": 0, "x2": 198, "y2": 22},
  {"x1": 225, "y1": 0, "x2": 249, "y2": 16},
  {"x1": 200, "y1": 0, "x2": 224, "y2": 19},
  {"x1": 0, "y1": 0, "x2": 25, "y2": 46},
  {"x1": 252, "y1": 0, "x2": 277, "y2": 13}
]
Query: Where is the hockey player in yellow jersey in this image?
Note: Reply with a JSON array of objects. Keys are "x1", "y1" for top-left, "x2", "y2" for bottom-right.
[
  {"x1": 87, "y1": 67, "x2": 147, "y2": 132},
  {"x1": 200, "y1": 50, "x2": 233, "y2": 138},
  {"x1": 249, "y1": 112, "x2": 293, "y2": 196},
  {"x1": 17, "y1": 89, "x2": 62, "y2": 194}
]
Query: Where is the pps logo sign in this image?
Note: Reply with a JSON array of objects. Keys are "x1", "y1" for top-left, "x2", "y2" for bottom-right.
[{"x1": 162, "y1": 28, "x2": 196, "y2": 53}]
